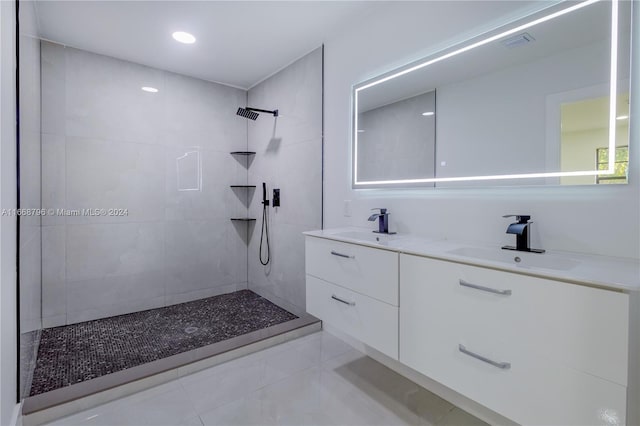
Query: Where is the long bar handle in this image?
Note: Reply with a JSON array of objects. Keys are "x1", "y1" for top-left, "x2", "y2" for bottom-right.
[
  {"x1": 331, "y1": 250, "x2": 355, "y2": 259},
  {"x1": 331, "y1": 295, "x2": 356, "y2": 306},
  {"x1": 459, "y1": 279, "x2": 512, "y2": 296},
  {"x1": 458, "y1": 344, "x2": 511, "y2": 370}
]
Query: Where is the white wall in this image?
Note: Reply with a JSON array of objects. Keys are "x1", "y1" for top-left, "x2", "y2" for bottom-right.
[
  {"x1": 247, "y1": 48, "x2": 323, "y2": 312},
  {"x1": 323, "y1": 1, "x2": 639, "y2": 259},
  {"x1": 41, "y1": 42, "x2": 249, "y2": 326},
  {"x1": 0, "y1": 0, "x2": 19, "y2": 423}
]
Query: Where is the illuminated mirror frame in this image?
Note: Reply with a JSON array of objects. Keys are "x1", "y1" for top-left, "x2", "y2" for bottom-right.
[{"x1": 352, "y1": 0, "x2": 622, "y2": 188}]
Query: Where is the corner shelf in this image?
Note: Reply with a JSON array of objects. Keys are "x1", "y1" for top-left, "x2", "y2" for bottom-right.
[{"x1": 231, "y1": 150, "x2": 256, "y2": 233}]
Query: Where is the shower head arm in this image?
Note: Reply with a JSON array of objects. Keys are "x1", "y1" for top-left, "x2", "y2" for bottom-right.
[{"x1": 246, "y1": 107, "x2": 279, "y2": 117}]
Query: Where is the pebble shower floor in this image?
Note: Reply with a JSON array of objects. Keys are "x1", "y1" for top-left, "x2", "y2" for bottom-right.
[{"x1": 30, "y1": 290, "x2": 297, "y2": 395}]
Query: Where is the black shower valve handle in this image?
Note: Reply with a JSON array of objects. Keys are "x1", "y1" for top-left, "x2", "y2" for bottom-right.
[{"x1": 502, "y1": 214, "x2": 530, "y2": 223}]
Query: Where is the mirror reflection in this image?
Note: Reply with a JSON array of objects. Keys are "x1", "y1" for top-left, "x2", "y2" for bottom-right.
[
  {"x1": 560, "y1": 93, "x2": 630, "y2": 185},
  {"x1": 356, "y1": 90, "x2": 436, "y2": 184},
  {"x1": 353, "y1": 0, "x2": 631, "y2": 188}
]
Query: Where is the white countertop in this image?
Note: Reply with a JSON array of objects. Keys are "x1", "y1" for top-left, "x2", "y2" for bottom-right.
[{"x1": 304, "y1": 227, "x2": 640, "y2": 292}]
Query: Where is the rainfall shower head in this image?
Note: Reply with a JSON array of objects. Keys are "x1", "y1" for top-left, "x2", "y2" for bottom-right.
[
  {"x1": 236, "y1": 107, "x2": 279, "y2": 120},
  {"x1": 237, "y1": 107, "x2": 259, "y2": 120}
]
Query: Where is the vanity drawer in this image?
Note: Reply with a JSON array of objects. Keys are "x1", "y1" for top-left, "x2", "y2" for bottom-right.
[
  {"x1": 400, "y1": 254, "x2": 629, "y2": 386},
  {"x1": 305, "y1": 237, "x2": 399, "y2": 305},
  {"x1": 306, "y1": 274, "x2": 398, "y2": 359},
  {"x1": 401, "y1": 322, "x2": 627, "y2": 425}
]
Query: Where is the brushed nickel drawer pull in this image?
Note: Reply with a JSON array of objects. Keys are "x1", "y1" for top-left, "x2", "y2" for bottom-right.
[
  {"x1": 459, "y1": 279, "x2": 512, "y2": 296},
  {"x1": 331, "y1": 250, "x2": 355, "y2": 259},
  {"x1": 331, "y1": 294, "x2": 356, "y2": 306},
  {"x1": 459, "y1": 344, "x2": 511, "y2": 369}
]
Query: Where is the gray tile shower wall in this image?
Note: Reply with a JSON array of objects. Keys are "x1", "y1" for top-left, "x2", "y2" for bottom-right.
[
  {"x1": 247, "y1": 47, "x2": 323, "y2": 311},
  {"x1": 40, "y1": 41, "x2": 249, "y2": 326},
  {"x1": 19, "y1": 4, "x2": 42, "y2": 334},
  {"x1": 19, "y1": 0, "x2": 43, "y2": 401}
]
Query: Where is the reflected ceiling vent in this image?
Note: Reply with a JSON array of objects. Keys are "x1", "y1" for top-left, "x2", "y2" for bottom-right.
[{"x1": 501, "y1": 32, "x2": 535, "y2": 48}]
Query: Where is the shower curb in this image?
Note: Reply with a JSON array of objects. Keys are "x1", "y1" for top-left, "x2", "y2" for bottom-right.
[{"x1": 21, "y1": 315, "x2": 321, "y2": 426}]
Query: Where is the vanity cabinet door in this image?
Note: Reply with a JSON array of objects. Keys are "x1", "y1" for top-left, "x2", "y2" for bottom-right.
[
  {"x1": 305, "y1": 237, "x2": 399, "y2": 305},
  {"x1": 399, "y1": 254, "x2": 629, "y2": 426}
]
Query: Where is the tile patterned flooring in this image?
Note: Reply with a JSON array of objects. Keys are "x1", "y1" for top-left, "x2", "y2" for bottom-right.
[
  {"x1": 32, "y1": 290, "x2": 297, "y2": 395},
  {"x1": 43, "y1": 331, "x2": 487, "y2": 426}
]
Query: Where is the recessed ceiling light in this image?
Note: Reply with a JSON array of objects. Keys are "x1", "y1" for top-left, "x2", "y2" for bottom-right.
[
  {"x1": 616, "y1": 115, "x2": 629, "y2": 120},
  {"x1": 141, "y1": 86, "x2": 158, "y2": 93},
  {"x1": 172, "y1": 31, "x2": 196, "y2": 44},
  {"x1": 422, "y1": 111, "x2": 435, "y2": 116}
]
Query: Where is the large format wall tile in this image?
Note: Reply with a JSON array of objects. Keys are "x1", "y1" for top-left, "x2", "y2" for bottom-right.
[
  {"x1": 41, "y1": 41, "x2": 66, "y2": 136},
  {"x1": 42, "y1": 226, "x2": 66, "y2": 326},
  {"x1": 247, "y1": 48, "x2": 322, "y2": 312},
  {"x1": 20, "y1": 224, "x2": 42, "y2": 332},
  {"x1": 42, "y1": 44, "x2": 249, "y2": 324},
  {"x1": 41, "y1": 133, "x2": 66, "y2": 226},
  {"x1": 249, "y1": 222, "x2": 309, "y2": 311},
  {"x1": 66, "y1": 222, "x2": 165, "y2": 282},
  {"x1": 19, "y1": 28, "x2": 42, "y2": 334},
  {"x1": 164, "y1": 220, "x2": 245, "y2": 299},
  {"x1": 165, "y1": 148, "x2": 246, "y2": 221},
  {"x1": 273, "y1": 139, "x2": 322, "y2": 228},
  {"x1": 65, "y1": 47, "x2": 165, "y2": 144},
  {"x1": 247, "y1": 49, "x2": 323, "y2": 148},
  {"x1": 66, "y1": 270, "x2": 166, "y2": 324},
  {"x1": 66, "y1": 136, "x2": 165, "y2": 224},
  {"x1": 162, "y1": 72, "x2": 247, "y2": 152},
  {"x1": 20, "y1": 130, "x2": 42, "y2": 213}
]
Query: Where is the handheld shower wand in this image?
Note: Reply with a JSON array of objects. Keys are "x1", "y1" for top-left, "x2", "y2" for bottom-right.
[{"x1": 259, "y1": 182, "x2": 270, "y2": 265}]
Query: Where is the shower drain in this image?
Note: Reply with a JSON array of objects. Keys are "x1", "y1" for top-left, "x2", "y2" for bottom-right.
[{"x1": 184, "y1": 326, "x2": 199, "y2": 334}]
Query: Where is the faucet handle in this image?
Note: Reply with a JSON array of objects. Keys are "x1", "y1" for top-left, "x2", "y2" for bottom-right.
[
  {"x1": 371, "y1": 208, "x2": 388, "y2": 214},
  {"x1": 502, "y1": 214, "x2": 530, "y2": 223}
]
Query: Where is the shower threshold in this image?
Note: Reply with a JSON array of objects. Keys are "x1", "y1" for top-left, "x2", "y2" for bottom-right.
[{"x1": 22, "y1": 290, "x2": 320, "y2": 425}]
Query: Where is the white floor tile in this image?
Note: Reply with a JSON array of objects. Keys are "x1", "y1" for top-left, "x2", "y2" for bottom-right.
[
  {"x1": 42, "y1": 331, "x2": 485, "y2": 426},
  {"x1": 180, "y1": 416, "x2": 205, "y2": 426},
  {"x1": 436, "y1": 408, "x2": 489, "y2": 426},
  {"x1": 199, "y1": 396, "x2": 277, "y2": 426}
]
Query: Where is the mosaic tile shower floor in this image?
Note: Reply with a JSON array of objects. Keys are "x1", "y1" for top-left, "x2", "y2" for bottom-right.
[{"x1": 30, "y1": 290, "x2": 297, "y2": 396}]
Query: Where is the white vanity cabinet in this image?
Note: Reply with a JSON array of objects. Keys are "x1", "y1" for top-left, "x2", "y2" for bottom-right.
[
  {"x1": 400, "y1": 254, "x2": 630, "y2": 426},
  {"x1": 305, "y1": 236, "x2": 399, "y2": 359}
]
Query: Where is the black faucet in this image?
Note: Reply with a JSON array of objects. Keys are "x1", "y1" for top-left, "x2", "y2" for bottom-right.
[
  {"x1": 368, "y1": 208, "x2": 396, "y2": 234},
  {"x1": 501, "y1": 215, "x2": 545, "y2": 253}
]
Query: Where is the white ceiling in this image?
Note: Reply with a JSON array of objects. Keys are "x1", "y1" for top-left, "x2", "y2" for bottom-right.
[{"x1": 33, "y1": 1, "x2": 375, "y2": 89}]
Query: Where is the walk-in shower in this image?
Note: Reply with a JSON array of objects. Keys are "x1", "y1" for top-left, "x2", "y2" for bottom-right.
[{"x1": 16, "y1": 5, "x2": 324, "y2": 416}]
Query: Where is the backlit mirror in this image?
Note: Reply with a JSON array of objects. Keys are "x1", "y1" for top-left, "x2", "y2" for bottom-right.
[{"x1": 352, "y1": 0, "x2": 632, "y2": 188}]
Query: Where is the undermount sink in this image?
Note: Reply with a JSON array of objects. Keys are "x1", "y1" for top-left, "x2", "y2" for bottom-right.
[
  {"x1": 332, "y1": 231, "x2": 400, "y2": 245},
  {"x1": 447, "y1": 246, "x2": 580, "y2": 271}
]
